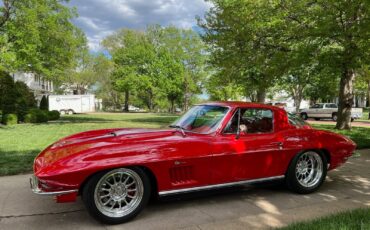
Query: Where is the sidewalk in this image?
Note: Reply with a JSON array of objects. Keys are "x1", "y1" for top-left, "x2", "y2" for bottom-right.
[{"x1": 0, "y1": 149, "x2": 369, "y2": 230}]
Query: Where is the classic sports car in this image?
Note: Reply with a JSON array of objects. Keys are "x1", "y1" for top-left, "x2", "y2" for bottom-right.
[{"x1": 30, "y1": 102, "x2": 356, "y2": 224}]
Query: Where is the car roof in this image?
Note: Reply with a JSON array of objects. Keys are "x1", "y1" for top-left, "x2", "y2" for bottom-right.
[{"x1": 198, "y1": 101, "x2": 283, "y2": 111}]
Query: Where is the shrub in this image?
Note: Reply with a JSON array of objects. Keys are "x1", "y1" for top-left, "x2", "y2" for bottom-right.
[
  {"x1": 24, "y1": 109, "x2": 49, "y2": 123},
  {"x1": 3, "y1": 113, "x2": 18, "y2": 125},
  {"x1": 48, "y1": 110, "x2": 60, "y2": 121},
  {"x1": 0, "y1": 71, "x2": 16, "y2": 115},
  {"x1": 39, "y1": 95, "x2": 48, "y2": 110},
  {"x1": 14, "y1": 81, "x2": 36, "y2": 122}
]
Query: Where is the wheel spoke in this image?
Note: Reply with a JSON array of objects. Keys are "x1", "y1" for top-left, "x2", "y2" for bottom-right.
[{"x1": 94, "y1": 168, "x2": 144, "y2": 218}]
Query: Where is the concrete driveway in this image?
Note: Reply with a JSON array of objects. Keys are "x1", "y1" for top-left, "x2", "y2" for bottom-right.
[{"x1": 1, "y1": 149, "x2": 369, "y2": 230}]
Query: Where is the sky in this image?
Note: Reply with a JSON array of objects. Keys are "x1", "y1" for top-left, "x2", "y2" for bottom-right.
[{"x1": 68, "y1": 0, "x2": 213, "y2": 51}]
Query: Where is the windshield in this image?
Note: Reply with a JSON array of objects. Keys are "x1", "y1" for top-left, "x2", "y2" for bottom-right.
[{"x1": 171, "y1": 105, "x2": 229, "y2": 134}]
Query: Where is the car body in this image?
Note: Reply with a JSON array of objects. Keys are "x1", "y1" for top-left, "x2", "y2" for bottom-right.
[
  {"x1": 30, "y1": 102, "x2": 356, "y2": 224},
  {"x1": 300, "y1": 103, "x2": 363, "y2": 121}
]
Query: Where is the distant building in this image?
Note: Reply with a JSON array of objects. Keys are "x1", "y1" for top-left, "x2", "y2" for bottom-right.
[{"x1": 12, "y1": 72, "x2": 54, "y2": 103}]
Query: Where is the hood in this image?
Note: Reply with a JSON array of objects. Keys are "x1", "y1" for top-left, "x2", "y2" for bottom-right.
[{"x1": 34, "y1": 128, "x2": 174, "y2": 173}]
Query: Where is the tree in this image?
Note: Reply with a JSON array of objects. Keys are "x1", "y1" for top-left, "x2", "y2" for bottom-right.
[
  {"x1": 147, "y1": 25, "x2": 207, "y2": 111},
  {"x1": 14, "y1": 81, "x2": 36, "y2": 121},
  {"x1": 0, "y1": 0, "x2": 86, "y2": 79},
  {"x1": 280, "y1": 0, "x2": 369, "y2": 129},
  {"x1": 110, "y1": 30, "x2": 156, "y2": 111},
  {"x1": 39, "y1": 95, "x2": 48, "y2": 111},
  {"x1": 105, "y1": 26, "x2": 205, "y2": 112},
  {"x1": 0, "y1": 70, "x2": 16, "y2": 115},
  {"x1": 198, "y1": 0, "x2": 289, "y2": 103}
]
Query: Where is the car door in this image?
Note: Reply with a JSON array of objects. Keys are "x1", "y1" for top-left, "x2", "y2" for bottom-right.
[{"x1": 211, "y1": 107, "x2": 285, "y2": 184}]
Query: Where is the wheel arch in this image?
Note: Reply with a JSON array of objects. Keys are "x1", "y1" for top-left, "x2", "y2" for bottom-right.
[
  {"x1": 285, "y1": 148, "x2": 330, "y2": 175},
  {"x1": 78, "y1": 165, "x2": 159, "y2": 199}
]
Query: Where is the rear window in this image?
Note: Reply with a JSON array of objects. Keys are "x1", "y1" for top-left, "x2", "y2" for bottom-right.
[{"x1": 288, "y1": 113, "x2": 309, "y2": 128}]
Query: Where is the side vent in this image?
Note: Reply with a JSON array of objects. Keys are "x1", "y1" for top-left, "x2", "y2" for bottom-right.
[{"x1": 169, "y1": 166, "x2": 196, "y2": 185}]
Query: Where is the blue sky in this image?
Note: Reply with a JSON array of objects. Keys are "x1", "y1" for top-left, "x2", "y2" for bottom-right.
[{"x1": 68, "y1": 0, "x2": 212, "y2": 51}]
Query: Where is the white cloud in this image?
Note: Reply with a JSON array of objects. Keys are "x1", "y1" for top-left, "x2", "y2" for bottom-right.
[{"x1": 68, "y1": 0, "x2": 212, "y2": 51}]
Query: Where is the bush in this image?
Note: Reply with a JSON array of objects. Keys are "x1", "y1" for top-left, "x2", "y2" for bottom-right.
[
  {"x1": 48, "y1": 110, "x2": 60, "y2": 121},
  {"x1": 39, "y1": 95, "x2": 48, "y2": 110},
  {"x1": 0, "y1": 71, "x2": 16, "y2": 115},
  {"x1": 3, "y1": 114, "x2": 18, "y2": 125},
  {"x1": 14, "y1": 81, "x2": 36, "y2": 122},
  {"x1": 24, "y1": 109, "x2": 48, "y2": 123}
]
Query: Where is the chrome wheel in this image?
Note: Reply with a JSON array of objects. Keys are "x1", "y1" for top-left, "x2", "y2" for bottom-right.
[
  {"x1": 94, "y1": 168, "x2": 144, "y2": 218},
  {"x1": 295, "y1": 151, "x2": 323, "y2": 187}
]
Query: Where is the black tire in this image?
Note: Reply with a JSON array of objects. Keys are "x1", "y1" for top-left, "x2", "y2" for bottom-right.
[
  {"x1": 301, "y1": 113, "x2": 308, "y2": 120},
  {"x1": 82, "y1": 167, "x2": 151, "y2": 224},
  {"x1": 285, "y1": 150, "x2": 327, "y2": 194},
  {"x1": 314, "y1": 118, "x2": 320, "y2": 121},
  {"x1": 332, "y1": 113, "x2": 338, "y2": 121},
  {"x1": 351, "y1": 118, "x2": 354, "y2": 122}
]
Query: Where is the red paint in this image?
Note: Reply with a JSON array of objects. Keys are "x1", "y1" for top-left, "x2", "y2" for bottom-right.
[{"x1": 32, "y1": 102, "x2": 356, "y2": 202}]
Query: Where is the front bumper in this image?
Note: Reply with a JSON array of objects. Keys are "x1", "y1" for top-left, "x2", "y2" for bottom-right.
[{"x1": 30, "y1": 175, "x2": 78, "y2": 196}]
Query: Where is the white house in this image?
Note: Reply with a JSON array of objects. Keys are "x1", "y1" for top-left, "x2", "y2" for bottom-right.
[{"x1": 12, "y1": 72, "x2": 54, "y2": 102}]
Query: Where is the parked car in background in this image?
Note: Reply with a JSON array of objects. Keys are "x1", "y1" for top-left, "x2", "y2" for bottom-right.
[
  {"x1": 300, "y1": 103, "x2": 363, "y2": 121},
  {"x1": 30, "y1": 102, "x2": 356, "y2": 224},
  {"x1": 49, "y1": 95, "x2": 96, "y2": 115}
]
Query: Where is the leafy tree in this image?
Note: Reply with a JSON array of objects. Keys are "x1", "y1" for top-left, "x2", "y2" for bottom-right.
[
  {"x1": 147, "y1": 25, "x2": 207, "y2": 111},
  {"x1": 39, "y1": 95, "x2": 48, "y2": 111},
  {"x1": 198, "y1": 0, "x2": 289, "y2": 103},
  {"x1": 0, "y1": 0, "x2": 86, "y2": 79},
  {"x1": 14, "y1": 81, "x2": 36, "y2": 121},
  {"x1": 280, "y1": 0, "x2": 369, "y2": 129},
  {"x1": 0, "y1": 70, "x2": 16, "y2": 115}
]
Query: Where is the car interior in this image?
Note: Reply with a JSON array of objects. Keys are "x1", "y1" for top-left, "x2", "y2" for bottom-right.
[{"x1": 224, "y1": 108, "x2": 273, "y2": 134}]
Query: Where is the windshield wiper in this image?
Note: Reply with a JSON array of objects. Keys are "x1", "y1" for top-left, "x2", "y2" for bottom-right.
[{"x1": 169, "y1": 125, "x2": 186, "y2": 137}]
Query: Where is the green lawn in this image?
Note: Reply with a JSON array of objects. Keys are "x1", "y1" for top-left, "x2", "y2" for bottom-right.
[
  {"x1": 278, "y1": 208, "x2": 370, "y2": 230},
  {"x1": 312, "y1": 124, "x2": 370, "y2": 149},
  {"x1": 0, "y1": 113, "x2": 369, "y2": 176}
]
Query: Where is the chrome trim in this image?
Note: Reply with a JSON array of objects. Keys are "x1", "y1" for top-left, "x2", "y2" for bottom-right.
[
  {"x1": 159, "y1": 175, "x2": 285, "y2": 196},
  {"x1": 30, "y1": 175, "x2": 78, "y2": 196}
]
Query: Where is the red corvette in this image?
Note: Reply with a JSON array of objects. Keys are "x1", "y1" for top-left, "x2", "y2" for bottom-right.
[{"x1": 30, "y1": 102, "x2": 356, "y2": 224}]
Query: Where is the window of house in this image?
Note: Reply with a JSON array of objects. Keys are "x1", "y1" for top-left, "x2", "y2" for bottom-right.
[{"x1": 224, "y1": 108, "x2": 273, "y2": 134}]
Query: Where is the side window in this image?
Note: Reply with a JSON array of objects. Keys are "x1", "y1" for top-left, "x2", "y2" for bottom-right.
[{"x1": 224, "y1": 108, "x2": 273, "y2": 134}]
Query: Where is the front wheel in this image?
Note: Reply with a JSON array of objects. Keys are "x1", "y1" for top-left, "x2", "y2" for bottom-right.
[
  {"x1": 285, "y1": 151, "x2": 327, "y2": 194},
  {"x1": 82, "y1": 167, "x2": 151, "y2": 224}
]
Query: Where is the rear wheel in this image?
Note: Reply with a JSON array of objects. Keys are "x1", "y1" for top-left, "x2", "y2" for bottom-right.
[
  {"x1": 82, "y1": 167, "x2": 151, "y2": 224},
  {"x1": 285, "y1": 151, "x2": 327, "y2": 194},
  {"x1": 67, "y1": 109, "x2": 74, "y2": 115},
  {"x1": 332, "y1": 113, "x2": 338, "y2": 121},
  {"x1": 60, "y1": 110, "x2": 66, "y2": 115}
]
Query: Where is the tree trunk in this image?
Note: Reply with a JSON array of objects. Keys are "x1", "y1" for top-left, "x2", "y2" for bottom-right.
[
  {"x1": 367, "y1": 80, "x2": 370, "y2": 108},
  {"x1": 123, "y1": 90, "x2": 129, "y2": 112},
  {"x1": 170, "y1": 99, "x2": 175, "y2": 113},
  {"x1": 293, "y1": 85, "x2": 304, "y2": 113},
  {"x1": 335, "y1": 69, "x2": 355, "y2": 129},
  {"x1": 256, "y1": 86, "x2": 266, "y2": 103}
]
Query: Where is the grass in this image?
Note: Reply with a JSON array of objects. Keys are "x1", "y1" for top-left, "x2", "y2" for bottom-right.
[
  {"x1": 0, "y1": 112, "x2": 369, "y2": 176},
  {"x1": 312, "y1": 124, "x2": 370, "y2": 149},
  {"x1": 278, "y1": 208, "x2": 370, "y2": 230}
]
